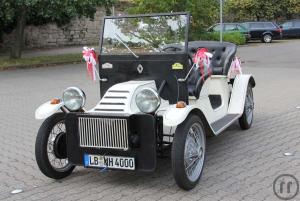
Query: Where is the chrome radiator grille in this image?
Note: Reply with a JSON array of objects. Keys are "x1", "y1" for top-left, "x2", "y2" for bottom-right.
[{"x1": 78, "y1": 117, "x2": 129, "y2": 150}]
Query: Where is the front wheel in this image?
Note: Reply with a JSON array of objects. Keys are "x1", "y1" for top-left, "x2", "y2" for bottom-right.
[
  {"x1": 239, "y1": 86, "x2": 254, "y2": 130},
  {"x1": 35, "y1": 113, "x2": 75, "y2": 179},
  {"x1": 171, "y1": 115, "x2": 206, "y2": 190}
]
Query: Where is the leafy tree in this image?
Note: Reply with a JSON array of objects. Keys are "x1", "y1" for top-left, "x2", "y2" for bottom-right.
[
  {"x1": 276, "y1": 0, "x2": 300, "y2": 20},
  {"x1": 128, "y1": 0, "x2": 219, "y2": 38},
  {"x1": 114, "y1": 15, "x2": 186, "y2": 48},
  {"x1": 0, "y1": 0, "x2": 115, "y2": 58},
  {"x1": 224, "y1": 0, "x2": 300, "y2": 22}
]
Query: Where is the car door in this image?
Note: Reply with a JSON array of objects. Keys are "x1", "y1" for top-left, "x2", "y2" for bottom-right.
[
  {"x1": 281, "y1": 21, "x2": 294, "y2": 37},
  {"x1": 224, "y1": 24, "x2": 238, "y2": 33},
  {"x1": 293, "y1": 21, "x2": 300, "y2": 37},
  {"x1": 237, "y1": 24, "x2": 249, "y2": 34},
  {"x1": 249, "y1": 23, "x2": 264, "y2": 39}
]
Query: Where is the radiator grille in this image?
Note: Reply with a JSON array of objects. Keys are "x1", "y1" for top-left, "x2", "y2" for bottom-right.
[{"x1": 78, "y1": 117, "x2": 129, "y2": 150}]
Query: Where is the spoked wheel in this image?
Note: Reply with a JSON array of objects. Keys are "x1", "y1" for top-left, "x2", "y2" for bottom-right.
[
  {"x1": 239, "y1": 85, "x2": 254, "y2": 130},
  {"x1": 35, "y1": 113, "x2": 75, "y2": 179},
  {"x1": 172, "y1": 115, "x2": 206, "y2": 190}
]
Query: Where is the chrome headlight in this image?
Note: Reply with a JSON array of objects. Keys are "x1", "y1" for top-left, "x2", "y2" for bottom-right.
[
  {"x1": 62, "y1": 87, "x2": 86, "y2": 111},
  {"x1": 135, "y1": 88, "x2": 160, "y2": 113}
]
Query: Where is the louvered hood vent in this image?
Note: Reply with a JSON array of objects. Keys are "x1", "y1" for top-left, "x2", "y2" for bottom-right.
[{"x1": 90, "y1": 81, "x2": 157, "y2": 114}]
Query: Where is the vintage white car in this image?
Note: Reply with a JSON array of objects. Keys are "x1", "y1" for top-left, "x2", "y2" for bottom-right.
[{"x1": 35, "y1": 12, "x2": 255, "y2": 190}]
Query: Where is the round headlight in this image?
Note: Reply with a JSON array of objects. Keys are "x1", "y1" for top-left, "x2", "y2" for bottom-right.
[
  {"x1": 62, "y1": 87, "x2": 86, "y2": 111},
  {"x1": 135, "y1": 88, "x2": 160, "y2": 113}
]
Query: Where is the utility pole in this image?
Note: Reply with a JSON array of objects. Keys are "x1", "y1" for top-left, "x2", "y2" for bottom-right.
[
  {"x1": 112, "y1": 6, "x2": 115, "y2": 16},
  {"x1": 220, "y1": 0, "x2": 223, "y2": 43}
]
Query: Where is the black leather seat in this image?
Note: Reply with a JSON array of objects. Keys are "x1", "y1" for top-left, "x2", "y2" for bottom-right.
[
  {"x1": 188, "y1": 41, "x2": 237, "y2": 75},
  {"x1": 187, "y1": 41, "x2": 237, "y2": 98},
  {"x1": 187, "y1": 66, "x2": 209, "y2": 98}
]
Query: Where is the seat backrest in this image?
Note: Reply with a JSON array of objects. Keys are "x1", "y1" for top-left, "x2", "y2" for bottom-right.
[{"x1": 188, "y1": 41, "x2": 237, "y2": 75}]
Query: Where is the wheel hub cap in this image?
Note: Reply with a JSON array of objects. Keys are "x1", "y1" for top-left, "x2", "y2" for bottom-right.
[
  {"x1": 184, "y1": 123, "x2": 205, "y2": 182},
  {"x1": 265, "y1": 35, "x2": 271, "y2": 42}
]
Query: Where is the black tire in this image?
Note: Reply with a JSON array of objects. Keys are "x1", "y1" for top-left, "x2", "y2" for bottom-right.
[
  {"x1": 171, "y1": 115, "x2": 206, "y2": 190},
  {"x1": 35, "y1": 113, "x2": 75, "y2": 179},
  {"x1": 239, "y1": 86, "x2": 254, "y2": 130},
  {"x1": 262, "y1": 34, "x2": 272, "y2": 43}
]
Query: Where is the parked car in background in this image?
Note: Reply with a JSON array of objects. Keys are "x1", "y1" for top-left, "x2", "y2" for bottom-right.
[
  {"x1": 207, "y1": 23, "x2": 251, "y2": 41},
  {"x1": 241, "y1": 22, "x2": 282, "y2": 43},
  {"x1": 280, "y1": 19, "x2": 300, "y2": 38}
]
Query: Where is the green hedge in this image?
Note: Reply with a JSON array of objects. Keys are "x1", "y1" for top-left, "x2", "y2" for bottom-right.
[{"x1": 190, "y1": 31, "x2": 246, "y2": 45}]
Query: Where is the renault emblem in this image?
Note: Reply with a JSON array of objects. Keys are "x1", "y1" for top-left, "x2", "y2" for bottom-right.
[{"x1": 137, "y1": 64, "x2": 143, "y2": 74}]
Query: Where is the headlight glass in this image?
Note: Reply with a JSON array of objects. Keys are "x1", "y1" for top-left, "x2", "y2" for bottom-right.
[
  {"x1": 135, "y1": 88, "x2": 160, "y2": 113},
  {"x1": 62, "y1": 87, "x2": 86, "y2": 111}
]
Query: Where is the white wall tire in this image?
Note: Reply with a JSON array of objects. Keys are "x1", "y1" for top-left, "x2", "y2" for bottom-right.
[{"x1": 171, "y1": 114, "x2": 206, "y2": 190}]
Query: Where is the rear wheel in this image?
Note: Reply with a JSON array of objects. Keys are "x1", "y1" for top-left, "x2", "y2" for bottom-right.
[
  {"x1": 171, "y1": 115, "x2": 206, "y2": 190},
  {"x1": 35, "y1": 113, "x2": 75, "y2": 179},
  {"x1": 239, "y1": 86, "x2": 254, "y2": 130},
  {"x1": 262, "y1": 34, "x2": 272, "y2": 43}
]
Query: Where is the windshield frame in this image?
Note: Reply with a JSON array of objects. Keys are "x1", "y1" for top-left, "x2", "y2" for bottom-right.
[{"x1": 99, "y1": 12, "x2": 190, "y2": 56}]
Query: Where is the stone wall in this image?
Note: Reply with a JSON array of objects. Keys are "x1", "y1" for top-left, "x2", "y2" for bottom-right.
[{"x1": 1, "y1": 7, "x2": 125, "y2": 48}]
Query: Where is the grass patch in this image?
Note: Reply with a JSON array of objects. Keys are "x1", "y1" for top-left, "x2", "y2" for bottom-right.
[
  {"x1": 0, "y1": 53, "x2": 82, "y2": 70},
  {"x1": 191, "y1": 31, "x2": 246, "y2": 45}
]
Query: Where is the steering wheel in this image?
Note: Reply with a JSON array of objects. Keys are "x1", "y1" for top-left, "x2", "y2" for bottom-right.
[
  {"x1": 161, "y1": 45, "x2": 184, "y2": 52},
  {"x1": 161, "y1": 45, "x2": 196, "y2": 68},
  {"x1": 161, "y1": 45, "x2": 198, "y2": 69}
]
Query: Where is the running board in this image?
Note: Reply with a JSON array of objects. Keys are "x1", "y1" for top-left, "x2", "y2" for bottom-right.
[{"x1": 211, "y1": 114, "x2": 240, "y2": 135}]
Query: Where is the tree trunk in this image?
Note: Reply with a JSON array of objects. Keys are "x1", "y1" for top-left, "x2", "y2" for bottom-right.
[
  {"x1": 10, "y1": 6, "x2": 26, "y2": 59},
  {"x1": 256, "y1": 14, "x2": 260, "y2": 21}
]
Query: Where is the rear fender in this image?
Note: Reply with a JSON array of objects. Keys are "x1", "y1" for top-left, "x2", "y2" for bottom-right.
[
  {"x1": 228, "y1": 74, "x2": 255, "y2": 115},
  {"x1": 262, "y1": 31, "x2": 273, "y2": 36},
  {"x1": 35, "y1": 101, "x2": 65, "y2": 120}
]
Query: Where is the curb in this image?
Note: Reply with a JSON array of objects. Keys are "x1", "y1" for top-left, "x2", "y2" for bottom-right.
[{"x1": 0, "y1": 60, "x2": 82, "y2": 71}]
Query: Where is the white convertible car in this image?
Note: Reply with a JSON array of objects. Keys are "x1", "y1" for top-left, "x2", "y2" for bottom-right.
[{"x1": 35, "y1": 12, "x2": 255, "y2": 190}]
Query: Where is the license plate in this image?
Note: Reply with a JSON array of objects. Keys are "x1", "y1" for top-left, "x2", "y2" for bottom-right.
[{"x1": 84, "y1": 154, "x2": 135, "y2": 170}]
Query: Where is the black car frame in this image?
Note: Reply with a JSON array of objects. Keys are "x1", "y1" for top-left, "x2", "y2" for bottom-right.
[
  {"x1": 241, "y1": 21, "x2": 282, "y2": 43},
  {"x1": 35, "y1": 12, "x2": 255, "y2": 190}
]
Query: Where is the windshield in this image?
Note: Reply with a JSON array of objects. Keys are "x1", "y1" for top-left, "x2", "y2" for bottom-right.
[{"x1": 101, "y1": 14, "x2": 188, "y2": 55}]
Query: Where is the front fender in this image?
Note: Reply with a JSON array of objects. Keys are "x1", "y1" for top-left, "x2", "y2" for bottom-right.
[
  {"x1": 163, "y1": 105, "x2": 197, "y2": 127},
  {"x1": 35, "y1": 101, "x2": 64, "y2": 120}
]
